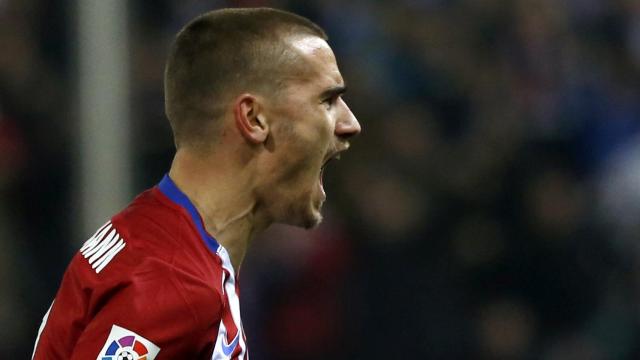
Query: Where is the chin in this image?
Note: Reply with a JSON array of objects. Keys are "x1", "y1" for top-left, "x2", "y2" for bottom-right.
[
  {"x1": 275, "y1": 190, "x2": 325, "y2": 229},
  {"x1": 286, "y1": 204, "x2": 323, "y2": 229},
  {"x1": 305, "y1": 198, "x2": 326, "y2": 228},
  {"x1": 302, "y1": 212, "x2": 323, "y2": 229},
  {"x1": 286, "y1": 208, "x2": 322, "y2": 229}
]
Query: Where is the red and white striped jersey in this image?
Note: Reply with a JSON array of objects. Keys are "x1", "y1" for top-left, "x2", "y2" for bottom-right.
[{"x1": 32, "y1": 175, "x2": 248, "y2": 359}]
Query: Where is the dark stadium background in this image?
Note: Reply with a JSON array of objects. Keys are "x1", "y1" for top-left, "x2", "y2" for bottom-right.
[{"x1": 2, "y1": 0, "x2": 640, "y2": 358}]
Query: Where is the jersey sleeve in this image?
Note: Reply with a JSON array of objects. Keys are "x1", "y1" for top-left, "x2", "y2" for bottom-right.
[
  {"x1": 76, "y1": 259, "x2": 220, "y2": 359},
  {"x1": 33, "y1": 234, "x2": 223, "y2": 359}
]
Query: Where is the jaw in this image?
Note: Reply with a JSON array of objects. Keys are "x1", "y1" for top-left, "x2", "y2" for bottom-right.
[
  {"x1": 253, "y1": 140, "x2": 331, "y2": 229},
  {"x1": 287, "y1": 185, "x2": 325, "y2": 229},
  {"x1": 252, "y1": 178, "x2": 322, "y2": 229}
]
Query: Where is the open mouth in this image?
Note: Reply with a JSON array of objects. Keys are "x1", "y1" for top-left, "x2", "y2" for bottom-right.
[{"x1": 319, "y1": 153, "x2": 341, "y2": 190}]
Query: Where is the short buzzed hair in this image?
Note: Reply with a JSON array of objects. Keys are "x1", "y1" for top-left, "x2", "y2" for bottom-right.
[{"x1": 164, "y1": 8, "x2": 328, "y2": 149}]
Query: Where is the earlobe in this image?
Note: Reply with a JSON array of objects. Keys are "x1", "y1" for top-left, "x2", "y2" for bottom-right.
[{"x1": 234, "y1": 94, "x2": 269, "y2": 144}]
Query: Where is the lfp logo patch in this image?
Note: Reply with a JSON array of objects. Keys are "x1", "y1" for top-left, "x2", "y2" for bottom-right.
[{"x1": 97, "y1": 325, "x2": 160, "y2": 360}]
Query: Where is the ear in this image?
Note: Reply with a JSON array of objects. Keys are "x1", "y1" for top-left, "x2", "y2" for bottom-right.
[{"x1": 234, "y1": 94, "x2": 269, "y2": 144}]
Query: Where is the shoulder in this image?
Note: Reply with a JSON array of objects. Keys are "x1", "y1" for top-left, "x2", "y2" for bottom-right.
[
  {"x1": 37, "y1": 187, "x2": 225, "y2": 358},
  {"x1": 73, "y1": 189, "x2": 179, "y2": 275},
  {"x1": 69, "y1": 187, "x2": 223, "y2": 304},
  {"x1": 113, "y1": 187, "x2": 184, "y2": 252},
  {"x1": 82, "y1": 186, "x2": 211, "y2": 271}
]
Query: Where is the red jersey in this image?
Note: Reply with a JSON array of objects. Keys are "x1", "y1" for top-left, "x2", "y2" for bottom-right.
[{"x1": 32, "y1": 175, "x2": 248, "y2": 359}]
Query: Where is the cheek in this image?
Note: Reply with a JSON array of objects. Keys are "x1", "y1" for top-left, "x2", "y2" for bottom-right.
[
  {"x1": 268, "y1": 107, "x2": 331, "y2": 180},
  {"x1": 270, "y1": 128, "x2": 314, "y2": 183}
]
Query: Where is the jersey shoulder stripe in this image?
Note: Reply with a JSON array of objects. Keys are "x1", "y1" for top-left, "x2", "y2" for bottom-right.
[{"x1": 79, "y1": 221, "x2": 126, "y2": 274}]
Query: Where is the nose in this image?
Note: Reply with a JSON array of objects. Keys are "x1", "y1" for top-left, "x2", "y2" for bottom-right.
[{"x1": 335, "y1": 99, "x2": 361, "y2": 140}]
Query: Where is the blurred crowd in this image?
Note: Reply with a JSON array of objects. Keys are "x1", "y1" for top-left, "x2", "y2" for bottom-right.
[{"x1": 1, "y1": 0, "x2": 640, "y2": 358}]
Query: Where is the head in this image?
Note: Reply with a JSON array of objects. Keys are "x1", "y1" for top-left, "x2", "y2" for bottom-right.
[{"x1": 165, "y1": 8, "x2": 361, "y2": 229}]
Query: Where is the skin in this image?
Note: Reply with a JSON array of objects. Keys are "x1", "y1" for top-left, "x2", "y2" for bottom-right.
[{"x1": 168, "y1": 35, "x2": 361, "y2": 271}]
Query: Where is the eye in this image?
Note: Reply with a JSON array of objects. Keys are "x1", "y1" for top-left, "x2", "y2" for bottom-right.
[{"x1": 323, "y1": 95, "x2": 340, "y2": 110}]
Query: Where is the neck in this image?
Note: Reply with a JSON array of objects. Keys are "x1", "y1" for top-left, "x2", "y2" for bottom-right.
[{"x1": 168, "y1": 148, "x2": 269, "y2": 271}]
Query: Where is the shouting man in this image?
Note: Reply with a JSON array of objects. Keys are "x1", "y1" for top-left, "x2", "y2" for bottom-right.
[{"x1": 32, "y1": 7, "x2": 360, "y2": 360}]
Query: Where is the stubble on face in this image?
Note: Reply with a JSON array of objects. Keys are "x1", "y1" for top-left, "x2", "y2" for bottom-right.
[
  {"x1": 256, "y1": 35, "x2": 343, "y2": 229},
  {"x1": 266, "y1": 112, "x2": 327, "y2": 228}
]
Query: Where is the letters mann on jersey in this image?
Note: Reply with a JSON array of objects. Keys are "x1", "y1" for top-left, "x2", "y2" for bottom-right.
[
  {"x1": 32, "y1": 176, "x2": 248, "y2": 359},
  {"x1": 32, "y1": 5, "x2": 361, "y2": 359}
]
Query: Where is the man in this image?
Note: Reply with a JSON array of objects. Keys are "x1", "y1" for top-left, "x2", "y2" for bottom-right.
[{"x1": 32, "y1": 7, "x2": 360, "y2": 360}]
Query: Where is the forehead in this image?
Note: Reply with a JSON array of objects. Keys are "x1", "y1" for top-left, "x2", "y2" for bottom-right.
[{"x1": 285, "y1": 35, "x2": 344, "y2": 87}]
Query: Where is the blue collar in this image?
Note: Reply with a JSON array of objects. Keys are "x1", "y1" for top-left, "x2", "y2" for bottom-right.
[{"x1": 158, "y1": 174, "x2": 221, "y2": 254}]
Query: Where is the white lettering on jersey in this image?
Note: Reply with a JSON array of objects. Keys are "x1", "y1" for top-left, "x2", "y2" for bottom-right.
[
  {"x1": 80, "y1": 221, "x2": 126, "y2": 273},
  {"x1": 97, "y1": 324, "x2": 160, "y2": 360}
]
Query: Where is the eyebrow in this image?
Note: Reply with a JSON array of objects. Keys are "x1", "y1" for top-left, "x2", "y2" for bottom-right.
[{"x1": 319, "y1": 84, "x2": 347, "y2": 100}]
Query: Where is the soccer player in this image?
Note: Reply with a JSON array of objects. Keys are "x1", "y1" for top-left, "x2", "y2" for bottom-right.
[{"x1": 32, "y1": 7, "x2": 360, "y2": 360}]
